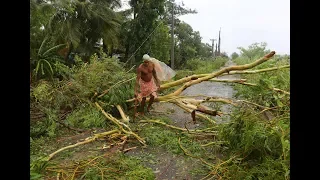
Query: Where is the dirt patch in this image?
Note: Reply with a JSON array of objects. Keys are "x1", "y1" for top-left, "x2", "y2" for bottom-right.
[{"x1": 125, "y1": 147, "x2": 206, "y2": 180}]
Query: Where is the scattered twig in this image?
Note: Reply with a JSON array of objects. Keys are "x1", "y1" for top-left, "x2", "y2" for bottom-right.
[
  {"x1": 98, "y1": 77, "x2": 135, "y2": 98},
  {"x1": 178, "y1": 137, "x2": 214, "y2": 168},
  {"x1": 255, "y1": 106, "x2": 279, "y2": 116},
  {"x1": 95, "y1": 102, "x2": 146, "y2": 145},
  {"x1": 201, "y1": 141, "x2": 228, "y2": 147},
  {"x1": 125, "y1": 65, "x2": 136, "y2": 74},
  {"x1": 123, "y1": 146, "x2": 137, "y2": 153},
  {"x1": 139, "y1": 120, "x2": 218, "y2": 134},
  {"x1": 139, "y1": 120, "x2": 193, "y2": 132}
]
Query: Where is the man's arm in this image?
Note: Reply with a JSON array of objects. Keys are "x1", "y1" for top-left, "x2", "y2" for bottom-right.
[
  {"x1": 134, "y1": 66, "x2": 141, "y2": 96},
  {"x1": 152, "y1": 64, "x2": 160, "y2": 88}
]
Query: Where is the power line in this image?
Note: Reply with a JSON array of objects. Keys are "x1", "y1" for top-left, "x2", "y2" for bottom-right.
[{"x1": 124, "y1": 21, "x2": 163, "y2": 65}]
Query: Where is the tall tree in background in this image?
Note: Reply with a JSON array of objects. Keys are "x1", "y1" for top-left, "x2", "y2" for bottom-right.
[
  {"x1": 125, "y1": 0, "x2": 166, "y2": 65},
  {"x1": 237, "y1": 42, "x2": 269, "y2": 60},
  {"x1": 173, "y1": 22, "x2": 212, "y2": 67},
  {"x1": 231, "y1": 52, "x2": 239, "y2": 60},
  {"x1": 31, "y1": 0, "x2": 217, "y2": 72},
  {"x1": 121, "y1": 0, "x2": 198, "y2": 66},
  {"x1": 163, "y1": 0, "x2": 197, "y2": 27},
  {"x1": 174, "y1": 22, "x2": 196, "y2": 66}
]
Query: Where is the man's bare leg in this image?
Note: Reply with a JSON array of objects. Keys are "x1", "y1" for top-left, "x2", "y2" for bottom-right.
[
  {"x1": 139, "y1": 97, "x2": 147, "y2": 115},
  {"x1": 147, "y1": 95, "x2": 155, "y2": 112}
]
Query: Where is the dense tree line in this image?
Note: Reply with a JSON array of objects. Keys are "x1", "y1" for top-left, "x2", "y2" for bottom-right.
[{"x1": 30, "y1": 0, "x2": 217, "y2": 81}]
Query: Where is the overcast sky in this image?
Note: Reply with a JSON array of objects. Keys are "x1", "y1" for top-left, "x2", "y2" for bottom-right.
[
  {"x1": 178, "y1": 0, "x2": 290, "y2": 55},
  {"x1": 121, "y1": 0, "x2": 290, "y2": 55}
]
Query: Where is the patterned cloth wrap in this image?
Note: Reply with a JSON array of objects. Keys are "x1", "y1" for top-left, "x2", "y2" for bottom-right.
[{"x1": 137, "y1": 78, "x2": 158, "y2": 102}]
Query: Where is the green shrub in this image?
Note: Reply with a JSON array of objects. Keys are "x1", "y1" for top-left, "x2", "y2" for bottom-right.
[
  {"x1": 64, "y1": 105, "x2": 108, "y2": 129},
  {"x1": 215, "y1": 43, "x2": 290, "y2": 179},
  {"x1": 217, "y1": 112, "x2": 289, "y2": 179},
  {"x1": 184, "y1": 57, "x2": 228, "y2": 74},
  {"x1": 30, "y1": 54, "x2": 135, "y2": 138},
  {"x1": 234, "y1": 58, "x2": 290, "y2": 111}
]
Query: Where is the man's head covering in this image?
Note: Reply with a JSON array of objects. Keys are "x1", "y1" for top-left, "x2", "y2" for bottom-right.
[{"x1": 142, "y1": 54, "x2": 150, "y2": 61}]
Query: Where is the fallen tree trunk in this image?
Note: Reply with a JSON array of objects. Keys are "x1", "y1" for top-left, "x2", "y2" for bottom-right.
[
  {"x1": 127, "y1": 51, "x2": 277, "y2": 103},
  {"x1": 48, "y1": 129, "x2": 120, "y2": 160},
  {"x1": 236, "y1": 82, "x2": 290, "y2": 95},
  {"x1": 158, "y1": 64, "x2": 288, "y2": 91},
  {"x1": 208, "y1": 78, "x2": 290, "y2": 95},
  {"x1": 164, "y1": 51, "x2": 276, "y2": 98},
  {"x1": 125, "y1": 52, "x2": 281, "y2": 126},
  {"x1": 202, "y1": 65, "x2": 290, "y2": 77},
  {"x1": 172, "y1": 100, "x2": 216, "y2": 124}
]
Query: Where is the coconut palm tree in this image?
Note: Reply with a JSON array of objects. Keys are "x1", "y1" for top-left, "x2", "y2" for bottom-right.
[{"x1": 44, "y1": 0, "x2": 123, "y2": 62}]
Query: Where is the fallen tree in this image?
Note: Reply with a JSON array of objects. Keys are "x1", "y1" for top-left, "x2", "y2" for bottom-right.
[
  {"x1": 127, "y1": 51, "x2": 279, "y2": 103},
  {"x1": 125, "y1": 51, "x2": 287, "y2": 123},
  {"x1": 43, "y1": 51, "x2": 290, "y2": 162}
]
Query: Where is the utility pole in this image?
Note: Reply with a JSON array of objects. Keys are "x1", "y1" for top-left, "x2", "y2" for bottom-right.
[
  {"x1": 218, "y1": 27, "x2": 221, "y2": 56},
  {"x1": 170, "y1": 1, "x2": 174, "y2": 69},
  {"x1": 210, "y1": 39, "x2": 216, "y2": 57},
  {"x1": 215, "y1": 43, "x2": 218, "y2": 57}
]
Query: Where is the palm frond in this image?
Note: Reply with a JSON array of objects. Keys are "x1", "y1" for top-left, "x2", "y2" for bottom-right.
[
  {"x1": 38, "y1": 36, "x2": 49, "y2": 56},
  {"x1": 118, "y1": 9, "x2": 133, "y2": 18},
  {"x1": 39, "y1": 2, "x2": 55, "y2": 15},
  {"x1": 91, "y1": 0, "x2": 122, "y2": 9},
  {"x1": 43, "y1": 44, "x2": 67, "y2": 56},
  {"x1": 42, "y1": 59, "x2": 54, "y2": 75},
  {"x1": 41, "y1": 63, "x2": 44, "y2": 75},
  {"x1": 35, "y1": 60, "x2": 41, "y2": 74},
  {"x1": 55, "y1": 18, "x2": 82, "y2": 48}
]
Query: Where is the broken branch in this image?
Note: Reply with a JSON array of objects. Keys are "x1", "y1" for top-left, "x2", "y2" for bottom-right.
[
  {"x1": 98, "y1": 77, "x2": 135, "y2": 98},
  {"x1": 95, "y1": 102, "x2": 146, "y2": 145},
  {"x1": 116, "y1": 105, "x2": 129, "y2": 123},
  {"x1": 168, "y1": 51, "x2": 276, "y2": 97},
  {"x1": 178, "y1": 137, "x2": 214, "y2": 168},
  {"x1": 173, "y1": 100, "x2": 216, "y2": 124},
  {"x1": 139, "y1": 120, "x2": 218, "y2": 134},
  {"x1": 48, "y1": 130, "x2": 120, "y2": 160}
]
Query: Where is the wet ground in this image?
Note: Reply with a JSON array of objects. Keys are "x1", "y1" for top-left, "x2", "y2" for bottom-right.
[{"x1": 153, "y1": 60, "x2": 240, "y2": 127}]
